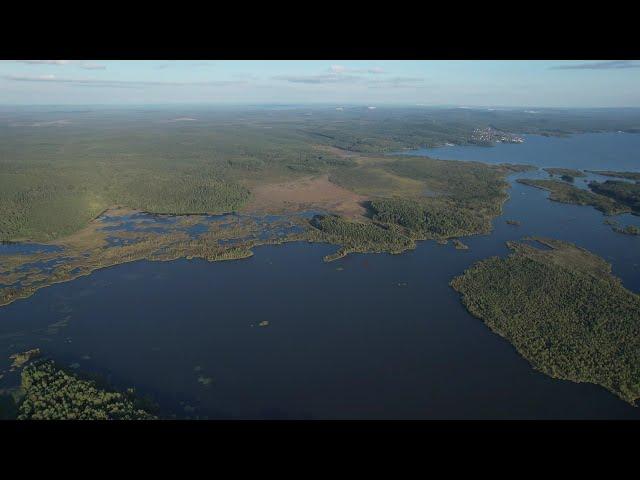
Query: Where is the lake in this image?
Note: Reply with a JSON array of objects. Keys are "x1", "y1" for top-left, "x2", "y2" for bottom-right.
[
  {"x1": 402, "y1": 132, "x2": 640, "y2": 171},
  {"x1": 1, "y1": 133, "x2": 639, "y2": 419}
]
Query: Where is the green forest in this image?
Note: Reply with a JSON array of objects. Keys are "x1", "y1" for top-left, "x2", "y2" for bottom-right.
[
  {"x1": 451, "y1": 238, "x2": 640, "y2": 405},
  {"x1": 9, "y1": 359, "x2": 156, "y2": 420},
  {"x1": 590, "y1": 180, "x2": 640, "y2": 213},
  {"x1": 2, "y1": 106, "x2": 637, "y2": 242},
  {"x1": 517, "y1": 178, "x2": 632, "y2": 215}
]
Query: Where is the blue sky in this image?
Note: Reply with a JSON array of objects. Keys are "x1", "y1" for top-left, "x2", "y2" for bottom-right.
[{"x1": 1, "y1": 60, "x2": 639, "y2": 107}]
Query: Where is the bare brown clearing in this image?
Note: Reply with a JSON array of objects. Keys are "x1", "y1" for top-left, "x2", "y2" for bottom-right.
[{"x1": 243, "y1": 174, "x2": 368, "y2": 218}]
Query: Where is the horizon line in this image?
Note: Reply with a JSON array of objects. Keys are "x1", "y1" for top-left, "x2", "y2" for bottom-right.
[{"x1": 1, "y1": 103, "x2": 640, "y2": 110}]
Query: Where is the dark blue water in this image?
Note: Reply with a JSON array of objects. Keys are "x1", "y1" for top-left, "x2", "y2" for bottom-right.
[{"x1": 0, "y1": 134, "x2": 639, "y2": 419}]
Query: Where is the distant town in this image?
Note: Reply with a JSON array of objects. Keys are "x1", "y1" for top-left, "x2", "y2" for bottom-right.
[{"x1": 471, "y1": 127, "x2": 524, "y2": 145}]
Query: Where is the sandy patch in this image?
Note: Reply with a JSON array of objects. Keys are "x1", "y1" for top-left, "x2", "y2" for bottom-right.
[{"x1": 243, "y1": 174, "x2": 368, "y2": 218}]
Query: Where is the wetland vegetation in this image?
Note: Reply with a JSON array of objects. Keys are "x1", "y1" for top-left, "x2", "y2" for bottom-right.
[{"x1": 0, "y1": 209, "x2": 310, "y2": 307}]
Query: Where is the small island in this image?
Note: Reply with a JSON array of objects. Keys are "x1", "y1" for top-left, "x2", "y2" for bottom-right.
[
  {"x1": 617, "y1": 225, "x2": 640, "y2": 235},
  {"x1": 517, "y1": 178, "x2": 633, "y2": 215},
  {"x1": 10, "y1": 348, "x2": 41, "y2": 368},
  {"x1": 543, "y1": 167, "x2": 586, "y2": 183},
  {"x1": 452, "y1": 239, "x2": 469, "y2": 250},
  {"x1": 451, "y1": 238, "x2": 640, "y2": 405},
  {"x1": 605, "y1": 219, "x2": 640, "y2": 236}
]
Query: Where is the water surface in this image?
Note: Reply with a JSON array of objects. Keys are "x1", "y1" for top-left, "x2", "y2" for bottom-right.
[{"x1": 402, "y1": 132, "x2": 640, "y2": 171}]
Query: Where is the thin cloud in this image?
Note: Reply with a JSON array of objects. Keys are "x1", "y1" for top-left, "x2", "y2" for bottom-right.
[
  {"x1": 550, "y1": 60, "x2": 640, "y2": 70},
  {"x1": 3, "y1": 74, "x2": 247, "y2": 88},
  {"x1": 367, "y1": 76, "x2": 425, "y2": 88},
  {"x1": 8, "y1": 74, "x2": 57, "y2": 81},
  {"x1": 16, "y1": 60, "x2": 72, "y2": 65},
  {"x1": 272, "y1": 73, "x2": 358, "y2": 84},
  {"x1": 12, "y1": 60, "x2": 107, "y2": 70},
  {"x1": 273, "y1": 65, "x2": 400, "y2": 85},
  {"x1": 272, "y1": 73, "x2": 423, "y2": 88},
  {"x1": 233, "y1": 73, "x2": 260, "y2": 80},
  {"x1": 329, "y1": 64, "x2": 385, "y2": 74},
  {"x1": 79, "y1": 63, "x2": 107, "y2": 70},
  {"x1": 156, "y1": 62, "x2": 214, "y2": 69}
]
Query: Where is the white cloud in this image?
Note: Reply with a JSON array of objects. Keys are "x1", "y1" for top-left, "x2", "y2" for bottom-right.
[
  {"x1": 272, "y1": 72, "x2": 423, "y2": 88},
  {"x1": 3, "y1": 74, "x2": 246, "y2": 88},
  {"x1": 17, "y1": 60, "x2": 72, "y2": 65},
  {"x1": 8, "y1": 74, "x2": 57, "y2": 81},
  {"x1": 12, "y1": 60, "x2": 107, "y2": 70},
  {"x1": 366, "y1": 76, "x2": 425, "y2": 88},
  {"x1": 550, "y1": 60, "x2": 640, "y2": 70}
]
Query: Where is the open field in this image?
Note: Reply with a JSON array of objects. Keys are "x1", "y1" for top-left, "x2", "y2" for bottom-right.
[{"x1": 242, "y1": 174, "x2": 368, "y2": 218}]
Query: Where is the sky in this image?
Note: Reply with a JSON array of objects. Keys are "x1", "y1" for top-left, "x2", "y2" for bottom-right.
[{"x1": 1, "y1": 60, "x2": 639, "y2": 107}]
